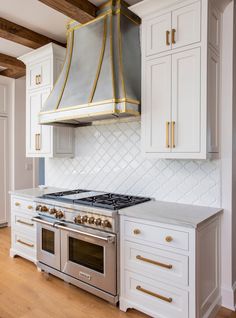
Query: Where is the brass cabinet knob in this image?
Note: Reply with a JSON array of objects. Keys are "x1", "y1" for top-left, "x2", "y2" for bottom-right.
[
  {"x1": 15, "y1": 202, "x2": 20, "y2": 207},
  {"x1": 165, "y1": 236, "x2": 173, "y2": 243},
  {"x1": 27, "y1": 205, "x2": 33, "y2": 210},
  {"x1": 133, "y1": 229, "x2": 141, "y2": 235}
]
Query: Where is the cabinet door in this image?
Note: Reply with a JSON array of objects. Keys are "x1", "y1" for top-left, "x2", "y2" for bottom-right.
[
  {"x1": 39, "y1": 88, "x2": 52, "y2": 155},
  {"x1": 0, "y1": 117, "x2": 7, "y2": 224},
  {"x1": 172, "y1": 48, "x2": 201, "y2": 153},
  {"x1": 172, "y1": 2, "x2": 201, "y2": 50},
  {"x1": 143, "y1": 56, "x2": 171, "y2": 153},
  {"x1": 26, "y1": 91, "x2": 41, "y2": 155},
  {"x1": 28, "y1": 59, "x2": 51, "y2": 90},
  {"x1": 146, "y1": 13, "x2": 172, "y2": 56},
  {"x1": 26, "y1": 88, "x2": 52, "y2": 157}
]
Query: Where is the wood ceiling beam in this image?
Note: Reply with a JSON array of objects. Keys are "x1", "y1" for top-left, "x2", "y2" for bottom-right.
[
  {"x1": 0, "y1": 53, "x2": 25, "y2": 79},
  {"x1": 0, "y1": 17, "x2": 65, "y2": 49},
  {"x1": 38, "y1": 0, "x2": 98, "y2": 24},
  {"x1": 0, "y1": 68, "x2": 26, "y2": 79}
]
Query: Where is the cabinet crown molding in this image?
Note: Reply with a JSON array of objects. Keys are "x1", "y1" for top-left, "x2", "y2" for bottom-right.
[
  {"x1": 18, "y1": 43, "x2": 66, "y2": 65},
  {"x1": 130, "y1": 0, "x2": 188, "y2": 18}
]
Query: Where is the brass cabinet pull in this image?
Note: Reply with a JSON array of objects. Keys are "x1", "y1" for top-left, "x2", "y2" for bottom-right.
[
  {"x1": 15, "y1": 202, "x2": 21, "y2": 207},
  {"x1": 171, "y1": 121, "x2": 176, "y2": 148},
  {"x1": 166, "y1": 122, "x2": 170, "y2": 148},
  {"x1": 171, "y1": 29, "x2": 176, "y2": 44},
  {"x1": 17, "y1": 220, "x2": 34, "y2": 227},
  {"x1": 27, "y1": 205, "x2": 33, "y2": 210},
  {"x1": 165, "y1": 236, "x2": 173, "y2": 243},
  {"x1": 136, "y1": 255, "x2": 173, "y2": 269},
  {"x1": 166, "y1": 30, "x2": 170, "y2": 46},
  {"x1": 133, "y1": 229, "x2": 141, "y2": 235},
  {"x1": 38, "y1": 133, "x2": 41, "y2": 151},
  {"x1": 38, "y1": 74, "x2": 42, "y2": 85},
  {"x1": 17, "y1": 239, "x2": 34, "y2": 248},
  {"x1": 136, "y1": 285, "x2": 172, "y2": 303}
]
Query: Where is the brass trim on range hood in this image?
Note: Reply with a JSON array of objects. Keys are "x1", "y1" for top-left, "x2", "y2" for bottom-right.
[{"x1": 39, "y1": 0, "x2": 141, "y2": 126}]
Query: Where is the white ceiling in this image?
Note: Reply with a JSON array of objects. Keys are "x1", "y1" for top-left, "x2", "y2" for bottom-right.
[{"x1": 0, "y1": 0, "x2": 142, "y2": 59}]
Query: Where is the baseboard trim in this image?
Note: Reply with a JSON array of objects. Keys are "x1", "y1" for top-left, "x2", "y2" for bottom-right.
[{"x1": 202, "y1": 295, "x2": 221, "y2": 318}]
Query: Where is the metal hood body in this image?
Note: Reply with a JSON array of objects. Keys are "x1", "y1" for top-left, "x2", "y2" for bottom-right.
[{"x1": 39, "y1": 1, "x2": 141, "y2": 126}]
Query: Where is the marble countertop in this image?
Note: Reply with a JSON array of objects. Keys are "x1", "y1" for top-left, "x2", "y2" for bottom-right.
[
  {"x1": 9, "y1": 187, "x2": 65, "y2": 199},
  {"x1": 119, "y1": 200, "x2": 223, "y2": 228}
]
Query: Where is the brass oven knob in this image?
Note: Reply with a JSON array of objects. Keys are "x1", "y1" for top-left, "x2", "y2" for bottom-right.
[
  {"x1": 95, "y1": 218, "x2": 102, "y2": 226},
  {"x1": 74, "y1": 215, "x2": 82, "y2": 224},
  {"x1": 36, "y1": 205, "x2": 42, "y2": 211},
  {"x1": 102, "y1": 220, "x2": 112, "y2": 228},
  {"x1": 88, "y1": 217, "x2": 95, "y2": 224},
  {"x1": 82, "y1": 215, "x2": 88, "y2": 223},
  {"x1": 41, "y1": 206, "x2": 49, "y2": 212},
  {"x1": 55, "y1": 210, "x2": 64, "y2": 219},
  {"x1": 49, "y1": 208, "x2": 57, "y2": 215}
]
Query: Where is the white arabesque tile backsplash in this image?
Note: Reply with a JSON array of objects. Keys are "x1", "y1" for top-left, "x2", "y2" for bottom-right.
[{"x1": 45, "y1": 121, "x2": 221, "y2": 207}]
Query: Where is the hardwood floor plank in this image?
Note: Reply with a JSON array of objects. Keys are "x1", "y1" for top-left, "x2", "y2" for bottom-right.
[{"x1": 0, "y1": 227, "x2": 235, "y2": 318}]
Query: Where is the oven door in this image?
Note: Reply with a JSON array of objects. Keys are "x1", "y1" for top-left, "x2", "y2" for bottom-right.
[
  {"x1": 57, "y1": 223, "x2": 117, "y2": 295},
  {"x1": 32, "y1": 216, "x2": 61, "y2": 271}
]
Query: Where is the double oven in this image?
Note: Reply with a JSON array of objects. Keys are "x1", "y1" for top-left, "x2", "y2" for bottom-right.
[{"x1": 33, "y1": 216, "x2": 118, "y2": 303}]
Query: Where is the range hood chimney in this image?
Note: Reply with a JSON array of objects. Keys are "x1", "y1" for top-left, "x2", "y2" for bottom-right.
[{"x1": 39, "y1": 0, "x2": 141, "y2": 126}]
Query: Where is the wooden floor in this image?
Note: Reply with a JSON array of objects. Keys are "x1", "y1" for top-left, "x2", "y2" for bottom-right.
[{"x1": 0, "y1": 227, "x2": 235, "y2": 318}]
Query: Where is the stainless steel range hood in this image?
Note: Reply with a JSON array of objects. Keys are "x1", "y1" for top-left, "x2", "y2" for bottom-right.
[{"x1": 39, "y1": 0, "x2": 141, "y2": 126}]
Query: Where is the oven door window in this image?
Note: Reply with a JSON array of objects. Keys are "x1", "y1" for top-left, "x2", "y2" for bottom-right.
[
  {"x1": 42, "y1": 228, "x2": 55, "y2": 254},
  {"x1": 69, "y1": 237, "x2": 104, "y2": 274}
]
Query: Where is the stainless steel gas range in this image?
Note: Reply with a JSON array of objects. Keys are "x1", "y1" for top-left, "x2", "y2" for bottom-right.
[{"x1": 33, "y1": 189, "x2": 151, "y2": 304}]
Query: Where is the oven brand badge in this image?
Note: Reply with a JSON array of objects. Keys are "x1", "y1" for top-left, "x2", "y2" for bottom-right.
[{"x1": 79, "y1": 271, "x2": 91, "y2": 280}]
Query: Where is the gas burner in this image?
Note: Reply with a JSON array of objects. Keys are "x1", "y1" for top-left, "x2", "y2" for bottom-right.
[{"x1": 74, "y1": 193, "x2": 151, "y2": 210}]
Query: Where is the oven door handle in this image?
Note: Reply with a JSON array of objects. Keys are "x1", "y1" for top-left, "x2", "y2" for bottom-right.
[
  {"x1": 55, "y1": 224, "x2": 115, "y2": 244},
  {"x1": 32, "y1": 216, "x2": 56, "y2": 227}
]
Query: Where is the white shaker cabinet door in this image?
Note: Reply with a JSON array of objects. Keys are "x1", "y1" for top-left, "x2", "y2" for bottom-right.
[
  {"x1": 26, "y1": 91, "x2": 41, "y2": 155},
  {"x1": 146, "y1": 13, "x2": 172, "y2": 56},
  {"x1": 171, "y1": 2, "x2": 201, "y2": 50},
  {"x1": 39, "y1": 88, "x2": 52, "y2": 155},
  {"x1": 143, "y1": 56, "x2": 172, "y2": 153},
  {"x1": 171, "y1": 48, "x2": 201, "y2": 153},
  {"x1": 0, "y1": 117, "x2": 7, "y2": 224}
]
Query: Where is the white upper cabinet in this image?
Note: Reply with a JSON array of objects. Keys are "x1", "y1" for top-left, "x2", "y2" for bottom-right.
[
  {"x1": 146, "y1": 13, "x2": 172, "y2": 55},
  {"x1": 133, "y1": 0, "x2": 221, "y2": 159},
  {"x1": 19, "y1": 43, "x2": 74, "y2": 158},
  {"x1": 145, "y1": 1, "x2": 201, "y2": 56},
  {"x1": 171, "y1": 2, "x2": 201, "y2": 50}
]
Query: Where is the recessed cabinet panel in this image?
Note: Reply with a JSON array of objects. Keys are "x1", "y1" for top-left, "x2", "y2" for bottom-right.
[
  {"x1": 172, "y1": 48, "x2": 201, "y2": 153},
  {"x1": 209, "y1": 2, "x2": 221, "y2": 53},
  {"x1": 27, "y1": 92, "x2": 41, "y2": 154},
  {"x1": 146, "y1": 13, "x2": 172, "y2": 56},
  {"x1": 172, "y1": 2, "x2": 201, "y2": 50},
  {"x1": 144, "y1": 56, "x2": 171, "y2": 153},
  {"x1": 29, "y1": 59, "x2": 51, "y2": 90},
  {"x1": 39, "y1": 88, "x2": 52, "y2": 155},
  {"x1": 207, "y1": 49, "x2": 219, "y2": 153}
]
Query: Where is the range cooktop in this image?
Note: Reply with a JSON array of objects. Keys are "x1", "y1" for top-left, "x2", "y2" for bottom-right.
[{"x1": 42, "y1": 189, "x2": 151, "y2": 210}]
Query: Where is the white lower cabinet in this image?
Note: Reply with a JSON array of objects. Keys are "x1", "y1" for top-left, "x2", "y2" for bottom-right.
[
  {"x1": 10, "y1": 196, "x2": 37, "y2": 264},
  {"x1": 120, "y1": 216, "x2": 221, "y2": 318}
]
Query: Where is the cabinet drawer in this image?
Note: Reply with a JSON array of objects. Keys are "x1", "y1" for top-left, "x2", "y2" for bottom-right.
[
  {"x1": 12, "y1": 212, "x2": 36, "y2": 233},
  {"x1": 12, "y1": 198, "x2": 35, "y2": 213},
  {"x1": 28, "y1": 59, "x2": 51, "y2": 89},
  {"x1": 124, "y1": 271, "x2": 188, "y2": 318},
  {"x1": 124, "y1": 220, "x2": 189, "y2": 251},
  {"x1": 124, "y1": 241, "x2": 189, "y2": 286},
  {"x1": 12, "y1": 231, "x2": 36, "y2": 257}
]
